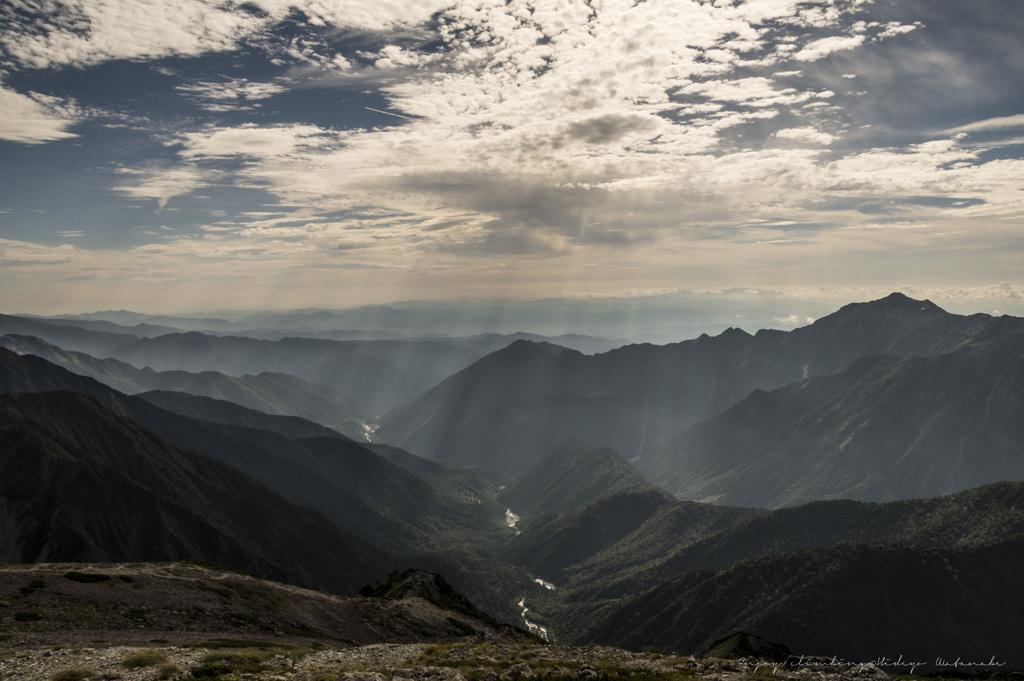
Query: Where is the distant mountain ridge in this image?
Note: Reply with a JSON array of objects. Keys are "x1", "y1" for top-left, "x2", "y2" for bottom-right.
[
  {"x1": 376, "y1": 293, "x2": 1024, "y2": 485},
  {"x1": 652, "y1": 323, "x2": 1024, "y2": 506},
  {"x1": 0, "y1": 334, "x2": 368, "y2": 437},
  {"x1": 0, "y1": 314, "x2": 139, "y2": 356}
]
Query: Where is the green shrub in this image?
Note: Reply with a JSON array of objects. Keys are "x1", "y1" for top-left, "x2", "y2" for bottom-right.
[
  {"x1": 157, "y1": 662, "x2": 179, "y2": 679},
  {"x1": 14, "y1": 612, "x2": 41, "y2": 621},
  {"x1": 122, "y1": 649, "x2": 167, "y2": 668},
  {"x1": 28, "y1": 578, "x2": 48, "y2": 589},
  {"x1": 49, "y1": 670, "x2": 96, "y2": 681},
  {"x1": 191, "y1": 650, "x2": 270, "y2": 678}
]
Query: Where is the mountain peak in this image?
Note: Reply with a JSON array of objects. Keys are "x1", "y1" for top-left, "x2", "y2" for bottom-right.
[
  {"x1": 878, "y1": 291, "x2": 941, "y2": 310},
  {"x1": 498, "y1": 439, "x2": 659, "y2": 518},
  {"x1": 813, "y1": 292, "x2": 948, "y2": 330},
  {"x1": 360, "y1": 569, "x2": 479, "y2": 613},
  {"x1": 504, "y1": 338, "x2": 569, "y2": 353}
]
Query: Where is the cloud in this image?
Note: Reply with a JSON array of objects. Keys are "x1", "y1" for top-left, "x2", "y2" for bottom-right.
[
  {"x1": 0, "y1": 239, "x2": 77, "y2": 266},
  {"x1": 793, "y1": 34, "x2": 866, "y2": 61},
  {"x1": 557, "y1": 113, "x2": 661, "y2": 146},
  {"x1": 0, "y1": 0, "x2": 457, "y2": 74},
  {"x1": 175, "y1": 78, "x2": 287, "y2": 112},
  {"x1": 774, "y1": 127, "x2": 835, "y2": 146},
  {"x1": 141, "y1": 0, "x2": 1013, "y2": 259},
  {"x1": 174, "y1": 124, "x2": 344, "y2": 159},
  {"x1": 0, "y1": 85, "x2": 80, "y2": 144},
  {"x1": 12, "y1": 0, "x2": 1019, "y2": 297},
  {"x1": 943, "y1": 114, "x2": 1024, "y2": 135},
  {"x1": 112, "y1": 166, "x2": 209, "y2": 211},
  {"x1": 0, "y1": 1, "x2": 263, "y2": 70},
  {"x1": 774, "y1": 314, "x2": 815, "y2": 329}
]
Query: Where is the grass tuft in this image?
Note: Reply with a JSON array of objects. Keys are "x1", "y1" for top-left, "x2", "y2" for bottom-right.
[
  {"x1": 49, "y1": 670, "x2": 96, "y2": 681},
  {"x1": 121, "y1": 649, "x2": 168, "y2": 668},
  {"x1": 156, "y1": 662, "x2": 179, "y2": 679}
]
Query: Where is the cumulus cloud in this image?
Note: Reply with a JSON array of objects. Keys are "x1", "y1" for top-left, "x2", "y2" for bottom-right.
[
  {"x1": 0, "y1": 0, "x2": 263, "y2": 69},
  {"x1": 126, "y1": 0, "x2": 1020, "y2": 261},
  {"x1": 0, "y1": 85, "x2": 81, "y2": 144},
  {"x1": 774, "y1": 127, "x2": 835, "y2": 146},
  {"x1": 112, "y1": 166, "x2": 209, "y2": 211},
  {"x1": 0, "y1": 0, "x2": 454, "y2": 71},
  {"x1": 7, "y1": 0, "x2": 1021, "y2": 310},
  {"x1": 174, "y1": 124, "x2": 345, "y2": 159},
  {"x1": 774, "y1": 314, "x2": 815, "y2": 329},
  {"x1": 793, "y1": 34, "x2": 866, "y2": 61},
  {"x1": 176, "y1": 78, "x2": 287, "y2": 112}
]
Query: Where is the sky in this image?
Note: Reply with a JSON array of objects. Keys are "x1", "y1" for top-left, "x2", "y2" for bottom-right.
[{"x1": 2, "y1": 0, "x2": 1024, "y2": 316}]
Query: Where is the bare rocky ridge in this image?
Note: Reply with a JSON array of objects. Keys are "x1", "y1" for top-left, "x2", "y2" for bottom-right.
[{"x1": 0, "y1": 563, "x2": 527, "y2": 650}]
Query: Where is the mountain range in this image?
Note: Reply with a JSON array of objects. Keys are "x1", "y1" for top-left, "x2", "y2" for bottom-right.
[
  {"x1": 652, "y1": 322, "x2": 1024, "y2": 506},
  {"x1": 0, "y1": 348, "x2": 507, "y2": 559},
  {"x1": 2, "y1": 292, "x2": 1023, "y2": 667},
  {"x1": 0, "y1": 334, "x2": 369, "y2": 437},
  {"x1": 376, "y1": 293, "x2": 1024, "y2": 498}
]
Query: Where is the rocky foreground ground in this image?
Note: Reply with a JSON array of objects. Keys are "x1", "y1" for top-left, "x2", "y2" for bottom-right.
[
  {"x1": 1, "y1": 638, "x2": 902, "y2": 681},
  {"x1": 0, "y1": 563, "x2": 1013, "y2": 681}
]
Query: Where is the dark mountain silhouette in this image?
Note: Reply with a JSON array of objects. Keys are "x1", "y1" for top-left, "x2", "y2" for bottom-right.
[
  {"x1": 1, "y1": 334, "x2": 368, "y2": 437},
  {"x1": 0, "y1": 390, "x2": 391, "y2": 594},
  {"x1": 136, "y1": 390, "x2": 352, "y2": 441},
  {"x1": 498, "y1": 439, "x2": 657, "y2": 521},
  {"x1": 502, "y1": 487, "x2": 678, "y2": 582},
  {"x1": 504, "y1": 489, "x2": 755, "y2": 584},
  {"x1": 376, "y1": 294, "x2": 1023, "y2": 480},
  {"x1": 375, "y1": 341, "x2": 596, "y2": 475},
  {"x1": 515, "y1": 482, "x2": 1024, "y2": 664},
  {"x1": 545, "y1": 481, "x2": 1024, "y2": 605},
  {"x1": 652, "y1": 323, "x2": 1024, "y2": 506},
  {"x1": 0, "y1": 348, "x2": 508, "y2": 559},
  {"x1": 581, "y1": 535, "x2": 1024, "y2": 668}
]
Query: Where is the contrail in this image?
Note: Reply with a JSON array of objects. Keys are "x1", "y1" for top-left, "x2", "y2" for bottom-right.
[{"x1": 364, "y1": 106, "x2": 414, "y2": 120}]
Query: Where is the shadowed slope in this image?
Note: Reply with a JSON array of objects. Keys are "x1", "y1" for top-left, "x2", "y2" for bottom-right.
[{"x1": 0, "y1": 391, "x2": 391, "y2": 594}]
